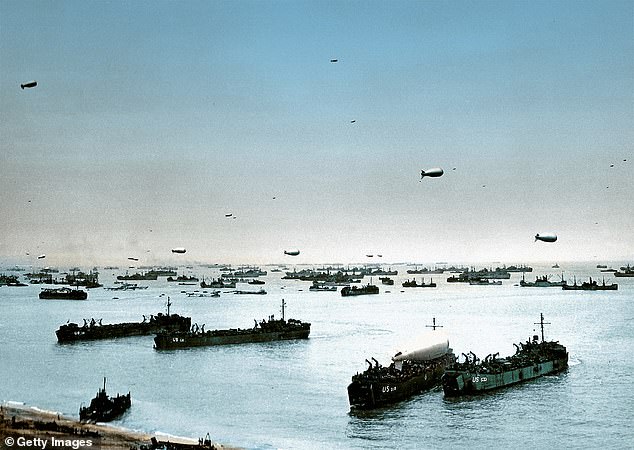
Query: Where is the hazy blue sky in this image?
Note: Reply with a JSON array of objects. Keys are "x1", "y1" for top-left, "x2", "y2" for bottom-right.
[{"x1": 1, "y1": 0, "x2": 632, "y2": 266}]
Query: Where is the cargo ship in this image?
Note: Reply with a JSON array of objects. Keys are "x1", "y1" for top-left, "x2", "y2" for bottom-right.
[
  {"x1": 39, "y1": 287, "x2": 88, "y2": 300},
  {"x1": 519, "y1": 274, "x2": 567, "y2": 288},
  {"x1": 561, "y1": 277, "x2": 617, "y2": 291},
  {"x1": 402, "y1": 278, "x2": 437, "y2": 288},
  {"x1": 154, "y1": 299, "x2": 310, "y2": 350},
  {"x1": 348, "y1": 319, "x2": 454, "y2": 409},
  {"x1": 441, "y1": 314, "x2": 568, "y2": 397},
  {"x1": 341, "y1": 284, "x2": 379, "y2": 296},
  {"x1": 55, "y1": 299, "x2": 191, "y2": 343},
  {"x1": 79, "y1": 378, "x2": 130, "y2": 422}
]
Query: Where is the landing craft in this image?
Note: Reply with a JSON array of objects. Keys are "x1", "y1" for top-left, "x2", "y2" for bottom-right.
[
  {"x1": 37, "y1": 254, "x2": 45, "y2": 259},
  {"x1": 535, "y1": 233, "x2": 557, "y2": 243},
  {"x1": 284, "y1": 250, "x2": 300, "y2": 256},
  {"x1": 128, "y1": 257, "x2": 139, "y2": 261},
  {"x1": 225, "y1": 213, "x2": 233, "y2": 218},
  {"x1": 21, "y1": 81, "x2": 37, "y2": 89},
  {"x1": 420, "y1": 168, "x2": 444, "y2": 180},
  {"x1": 171, "y1": 247, "x2": 186, "y2": 254},
  {"x1": 330, "y1": 59, "x2": 338, "y2": 63}
]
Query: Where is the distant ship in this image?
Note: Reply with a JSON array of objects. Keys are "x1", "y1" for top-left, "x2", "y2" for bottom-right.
[
  {"x1": 562, "y1": 277, "x2": 617, "y2": 291},
  {"x1": 116, "y1": 272, "x2": 158, "y2": 281},
  {"x1": 348, "y1": 319, "x2": 454, "y2": 409},
  {"x1": 154, "y1": 300, "x2": 310, "y2": 350},
  {"x1": 613, "y1": 265, "x2": 634, "y2": 277},
  {"x1": 309, "y1": 281, "x2": 337, "y2": 291},
  {"x1": 79, "y1": 378, "x2": 130, "y2": 422},
  {"x1": 519, "y1": 274, "x2": 567, "y2": 288},
  {"x1": 167, "y1": 275, "x2": 199, "y2": 282},
  {"x1": 341, "y1": 284, "x2": 379, "y2": 296},
  {"x1": 200, "y1": 278, "x2": 236, "y2": 289},
  {"x1": 402, "y1": 278, "x2": 436, "y2": 288},
  {"x1": 55, "y1": 300, "x2": 191, "y2": 343},
  {"x1": 406, "y1": 267, "x2": 444, "y2": 274},
  {"x1": 442, "y1": 314, "x2": 568, "y2": 397},
  {"x1": 468, "y1": 278, "x2": 502, "y2": 285},
  {"x1": 379, "y1": 276, "x2": 394, "y2": 285},
  {"x1": 39, "y1": 287, "x2": 87, "y2": 300},
  {"x1": 501, "y1": 265, "x2": 533, "y2": 273}
]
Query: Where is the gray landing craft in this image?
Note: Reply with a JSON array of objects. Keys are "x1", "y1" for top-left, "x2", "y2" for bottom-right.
[
  {"x1": 79, "y1": 378, "x2": 130, "y2": 423},
  {"x1": 348, "y1": 319, "x2": 454, "y2": 409},
  {"x1": 441, "y1": 314, "x2": 568, "y2": 397},
  {"x1": 56, "y1": 299, "x2": 191, "y2": 342},
  {"x1": 153, "y1": 299, "x2": 310, "y2": 350}
]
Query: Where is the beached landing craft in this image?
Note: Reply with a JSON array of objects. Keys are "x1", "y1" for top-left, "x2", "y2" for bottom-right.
[
  {"x1": 441, "y1": 314, "x2": 568, "y2": 397},
  {"x1": 153, "y1": 300, "x2": 310, "y2": 350},
  {"x1": 348, "y1": 319, "x2": 454, "y2": 409},
  {"x1": 79, "y1": 378, "x2": 130, "y2": 423}
]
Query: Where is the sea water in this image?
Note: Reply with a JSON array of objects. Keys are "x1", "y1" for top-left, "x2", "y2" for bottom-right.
[{"x1": 1, "y1": 262, "x2": 633, "y2": 449}]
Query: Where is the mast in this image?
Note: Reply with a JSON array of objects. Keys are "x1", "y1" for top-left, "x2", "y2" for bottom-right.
[
  {"x1": 281, "y1": 299, "x2": 286, "y2": 321},
  {"x1": 167, "y1": 297, "x2": 171, "y2": 316},
  {"x1": 425, "y1": 317, "x2": 443, "y2": 331},
  {"x1": 534, "y1": 313, "x2": 551, "y2": 342}
]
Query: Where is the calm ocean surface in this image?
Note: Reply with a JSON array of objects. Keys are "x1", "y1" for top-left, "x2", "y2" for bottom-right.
[{"x1": 1, "y1": 262, "x2": 633, "y2": 449}]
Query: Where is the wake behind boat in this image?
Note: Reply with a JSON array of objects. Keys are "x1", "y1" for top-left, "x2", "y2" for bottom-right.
[{"x1": 153, "y1": 299, "x2": 310, "y2": 350}]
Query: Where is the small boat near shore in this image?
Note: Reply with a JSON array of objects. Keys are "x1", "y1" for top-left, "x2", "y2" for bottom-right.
[{"x1": 79, "y1": 378, "x2": 130, "y2": 423}]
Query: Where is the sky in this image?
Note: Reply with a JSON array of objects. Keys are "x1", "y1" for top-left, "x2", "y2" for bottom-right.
[{"x1": 1, "y1": 0, "x2": 633, "y2": 267}]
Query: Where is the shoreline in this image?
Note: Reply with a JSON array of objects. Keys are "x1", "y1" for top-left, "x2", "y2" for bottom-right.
[{"x1": 0, "y1": 402, "x2": 241, "y2": 450}]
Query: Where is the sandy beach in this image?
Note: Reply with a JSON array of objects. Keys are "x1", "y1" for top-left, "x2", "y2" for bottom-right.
[{"x1": 0, "y1": 403, "x2": 239, "y2": 450}]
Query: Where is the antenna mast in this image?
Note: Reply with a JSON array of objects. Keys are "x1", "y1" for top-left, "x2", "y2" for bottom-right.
[
  {"x1": 281, "y1": 299, "x2": 286, "y2": 321},
  {"x1": 534, "y1": 313, "x2": 551, "y2": 342},
  {"x1": 426, "y1": 317, "x2": 443, "y2": 331}
]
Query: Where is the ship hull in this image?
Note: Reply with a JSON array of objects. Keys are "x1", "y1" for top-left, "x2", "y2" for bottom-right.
[
  {"x1": 154, "y1": 328, "x2": 310, "y2": 349},
  {"x1": 348, "y1": 365, "x2": 445, "y2": 409},
  {"x1": 442, "y1": 356, "x2": 568, "y2": 397},
  {"x1": 39, "y1": 289, "x2": 87, "y2": 300},
  {"x1": 56, "y1": 316, "x2": 191, "y2": 343},
  {"x1": 348, "y1": 354, "x2": 453, "y2": 409}
]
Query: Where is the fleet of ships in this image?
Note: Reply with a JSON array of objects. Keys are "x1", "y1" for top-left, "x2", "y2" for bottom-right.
[{"x1": 1, "y1": 261, "x2": 631, "y2": 420}]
